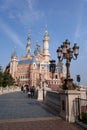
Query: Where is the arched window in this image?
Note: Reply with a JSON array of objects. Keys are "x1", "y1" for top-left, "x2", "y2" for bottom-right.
[
  {"x1": 55, "y1": 75, "x2": 58, "y2": 79},
  {"x1": 33, "y1": 63, "x2": 36, "y2": 68}
]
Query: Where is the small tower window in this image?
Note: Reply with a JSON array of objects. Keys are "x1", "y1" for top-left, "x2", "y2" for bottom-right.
[
  {"x1": 42, "y1": 66, "x2": 44, "y2": 70},
  {"x1": 33, "y1": 63, "x2": 36, "y2": 68},
  {"x1": 55, "y1": 75, "x2": 58, "y2": 79}
]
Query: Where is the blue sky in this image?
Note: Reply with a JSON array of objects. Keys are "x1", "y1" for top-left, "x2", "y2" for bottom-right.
[{"x1": 0, "y1": 0, "x2": 87, "y2": 86}]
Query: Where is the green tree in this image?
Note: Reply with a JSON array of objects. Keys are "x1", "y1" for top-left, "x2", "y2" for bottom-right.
[
  {"x1": 2, "y1": 72, "x2": 15, "y2": 87},
  {"x1": 0, "y1": 65, "x2": 15, "y2": 87},
  {"x1": 0, "y1": 65, "x2": 3, "y2": 87}
]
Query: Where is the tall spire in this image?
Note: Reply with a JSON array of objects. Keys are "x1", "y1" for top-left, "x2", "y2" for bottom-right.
[
  {"x1": 11, "y1": 47, "x2": 17, "y2": 58},
  {"x1": 43, "y1": 27, "x2": 50, "y2": 62},
  {"x1": 10, "y1": 47, "x2": 18, "y2": 78},
  {"x1": 27, "y1": 33, "x2": 31, "y2": 45},
  {"x1": 43, "y1": 26, "x2": 50, "y2": 42},
  {"x1": 26, "y1": 32, "x2": 31, "y2": 55}
]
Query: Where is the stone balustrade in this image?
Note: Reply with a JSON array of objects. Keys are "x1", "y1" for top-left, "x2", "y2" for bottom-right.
[
  {"x1": 0, "y1": 86, "x2": 20, "y2": 94},
  {"x1": 45, "y1": 91, "x2": 61, "y2": 113}
]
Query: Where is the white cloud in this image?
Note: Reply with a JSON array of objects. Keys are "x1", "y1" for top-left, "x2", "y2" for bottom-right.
[
  {"x1": 83, "y1": 0, "x2": 87, "y2": 2},
  {"x1": 0, "y1": 19, "x2": 25, "y2": 49},
  {"x1": 74, "y1": 25, "x2": 81, "y2": 41},
  {"x1": 27, "y1": 0, "x2": 33, "y2": 11},
  {"x1": 0, "y1": 0, "x2": 44, "y2": 25},
  {"x1": 0, "y1": 0, "x2": 14, "y2": 10},
  {"x1": 74, "y1": 1, "x2": 85, "y2": 42},
  {"x1": 83, "y1": 40, "x2": 87, "y2": 53}
]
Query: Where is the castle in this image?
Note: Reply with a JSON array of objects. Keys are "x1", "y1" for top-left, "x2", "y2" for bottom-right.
[{"x1": 8, "y1": 29, "x2": 66, "y2": 90}]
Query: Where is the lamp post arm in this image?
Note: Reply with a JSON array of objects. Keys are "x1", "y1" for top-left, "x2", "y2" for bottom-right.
[
  {"x1": 58, "y1": 56, "x2": 64, "y2": 62},
  {"x1": 66, "y1": 59, "x2": 70, "y2": 79},
  {"x1": 72, "y1": 55, "x2": 78, "y2": 60}
]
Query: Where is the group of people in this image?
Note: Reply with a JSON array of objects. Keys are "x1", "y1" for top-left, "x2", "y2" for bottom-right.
[{"x1": 21, "y1": 85, "x2": 35, "y2": 98}]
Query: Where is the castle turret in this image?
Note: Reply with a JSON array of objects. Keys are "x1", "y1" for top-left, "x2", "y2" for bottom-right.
[
  {"x1": 10, "y1": 48, "x2": 18, "y2": 78},
  {"x1": 43, "y1": 29, "x2": 50, "y2": 62},
  {"x1": 26, "y1": 33, "x2": 31, "y2": 56}
]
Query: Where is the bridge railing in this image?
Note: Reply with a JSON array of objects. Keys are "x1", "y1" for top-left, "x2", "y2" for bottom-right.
[
  {"x1": 75, "y1": 98, "x2": 87, "y2": 124},
  {"x1": 0, "y1": 86, "x2": 20, "y2": 94},
  {"x1": 45, "y1": 91, "x2": 61, "y2": 113}
]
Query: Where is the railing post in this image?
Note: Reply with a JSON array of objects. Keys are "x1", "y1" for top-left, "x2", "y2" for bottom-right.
[{"x1": 78, "y1": 97, "x2": 81, "y2": 120}]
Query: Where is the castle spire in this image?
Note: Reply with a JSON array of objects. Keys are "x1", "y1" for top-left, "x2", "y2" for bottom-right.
[
  {"x1": 11, "y1": 47, "x2": 17, "y2": 58},
  {"x1": 43, "y1": 27, "x2": 50, "y2": 42},
  {"x1": 10, "y1": 47, "x2": 18, "y2": 78},
  {"x1": 43, "y1": 27, "x2": 50, "y2": 62},
  {"x1": 27, "y1": 33, "x2": 31, "y2": 44},
  {"x1": 26, "y1": 32, "x2": 31, "y2": 55}
]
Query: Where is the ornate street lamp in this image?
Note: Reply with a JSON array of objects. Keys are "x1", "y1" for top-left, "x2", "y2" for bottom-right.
[
  {"x1": 77, "y1": 75, "x2": 81, "y2": 86},
  {"x1": 57, "y1": 39, "x2": 79, "y2": 90},
  {"x1": 49, "y1": 60, "x2": 56, "y2": 79}
]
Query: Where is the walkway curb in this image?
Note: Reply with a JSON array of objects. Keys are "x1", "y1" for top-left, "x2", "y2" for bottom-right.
[{"x1": 0, "y1": 116, "x2": 61, "y2": 123}]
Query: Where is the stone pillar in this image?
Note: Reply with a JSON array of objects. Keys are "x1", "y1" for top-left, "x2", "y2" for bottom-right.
[
  {"x1": 79, "y1": 87, "x2": 86, "y2": 99},
  {"x1": 59, "y1": 90, "x2": 81, "y2": 122},
  {"x1": 37, "y1": 88, "x2": 43, "y2": 101},
  {"x1": 37, "y1": 86, "x2": 51, "y2": 101},
  {"x1": 1, "y1": 87, "x2": 3, "y2": 94}
]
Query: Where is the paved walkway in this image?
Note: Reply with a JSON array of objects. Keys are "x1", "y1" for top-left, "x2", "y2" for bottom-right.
[{"x1": 0, "y1": 91, "x2": 85, "y2": 130}]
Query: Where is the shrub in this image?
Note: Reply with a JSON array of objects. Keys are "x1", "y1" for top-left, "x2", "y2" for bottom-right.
[{"x1": 81, "y1": 112, "x2": 87, "y2": 124}]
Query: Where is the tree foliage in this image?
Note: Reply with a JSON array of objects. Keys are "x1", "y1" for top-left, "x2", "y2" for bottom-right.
[
  {"x1": 2, "y1": 73, "x2": 15, "y2": 87},
  {"x1": 0, "y1": 65, "x2": 15, "y2": 87},
  {"x1": 0, "y1": 65, "x2": 3, "y2": 86}
]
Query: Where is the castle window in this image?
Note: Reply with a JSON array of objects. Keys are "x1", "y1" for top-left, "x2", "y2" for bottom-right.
[
  {"x1": 33, "y1": 63, "x2": 36, "y2": 68},
  {"x1": 55, "y1": 75, "x2": 58, "y2": 79},
  {"x1": 42, "y1": 66, "x2": 44, "y2": 70},
  {"x1": 40, "y1": 64, "x2": 46, "y2": 70}
]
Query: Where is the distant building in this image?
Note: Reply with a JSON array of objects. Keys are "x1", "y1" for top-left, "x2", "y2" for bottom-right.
[{"x1": 7, "y1": 29, "x2": 66, "y2": 90}]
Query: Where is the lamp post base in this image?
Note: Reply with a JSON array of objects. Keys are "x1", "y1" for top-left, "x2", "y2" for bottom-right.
[{"x1": 63, "y1": 78, "x2": 76, "y2": 90}]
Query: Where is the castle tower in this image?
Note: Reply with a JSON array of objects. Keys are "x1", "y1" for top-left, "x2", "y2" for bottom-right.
[
  {"x1": 26, "y1": 33, "x2": 31, "y2": 57},
  {"x1": 10, "y1": 48, "x2": 18, "y2": 78},
  {"x1": 43, "y1": 29, "x2": 50, "y2": 62}
]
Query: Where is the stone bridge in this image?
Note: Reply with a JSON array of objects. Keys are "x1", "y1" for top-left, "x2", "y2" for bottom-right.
[{"x1": 0, "y1": 90, "x2": 84, "y2": 130}]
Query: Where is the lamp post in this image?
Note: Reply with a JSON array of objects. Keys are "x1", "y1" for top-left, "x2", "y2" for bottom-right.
[
  {"x1": 77, "y1": 75, "x2": 81, "y2": 86},
  {"x1": 49, "y1": 60, "x2": 56, "y2": 80},
  {"x1": 57, "y1": 39, "x2": 79, "y2": 90}
]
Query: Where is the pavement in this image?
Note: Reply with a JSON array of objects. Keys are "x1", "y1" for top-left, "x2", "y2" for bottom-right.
[{"x1": 0, "y1": 91, "x2": 85, "y2": 130}]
